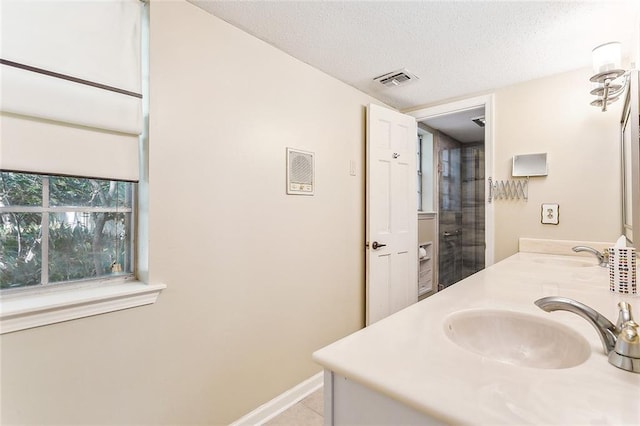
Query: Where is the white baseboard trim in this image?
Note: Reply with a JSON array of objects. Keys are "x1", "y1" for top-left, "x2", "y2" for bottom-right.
[{"x1": 230, "y1": 371, "x2": 324, "y2": 426}]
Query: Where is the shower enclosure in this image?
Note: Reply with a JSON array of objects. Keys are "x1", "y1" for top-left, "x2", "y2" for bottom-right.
[{"x1": 438, "y1": 134, "x2": 485, "y2": 290}]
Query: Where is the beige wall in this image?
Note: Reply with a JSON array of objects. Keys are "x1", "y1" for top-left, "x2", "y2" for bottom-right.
[
  {"x1": 492, "y1": 68, "x2": 623, "y2": 260},
  {"x1": 0, "y1": 1, "x2": 381, "y2": 424}
]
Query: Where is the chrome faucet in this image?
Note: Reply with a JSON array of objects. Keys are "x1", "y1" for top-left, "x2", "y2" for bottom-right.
[
  {"x1": 572, "y1": 245, "x2": 608, "y2": 267},
  {"x1": 535, "y1": 296, "x2": 640, "y2": 373},
  {"x1": 535, "y1": 296, "x2": 617, "y2": 354}
]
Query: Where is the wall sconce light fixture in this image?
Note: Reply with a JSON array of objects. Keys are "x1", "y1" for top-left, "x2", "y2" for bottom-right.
[{"x1": 590, "y1": 42, "x2": 628, "y2": 112}]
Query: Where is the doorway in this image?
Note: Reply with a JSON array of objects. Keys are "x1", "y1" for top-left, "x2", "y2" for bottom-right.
[
  {"x1": 409, "y1": 95, "x2": 494, "y2": 291},
  {"x1": 425, "y1": 107, "x2": 485, "y2": 289}
]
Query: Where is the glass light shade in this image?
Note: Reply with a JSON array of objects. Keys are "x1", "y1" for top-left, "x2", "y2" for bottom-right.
[{"x1": 592, "y1": 42, "x2": 622, "y2": 74}]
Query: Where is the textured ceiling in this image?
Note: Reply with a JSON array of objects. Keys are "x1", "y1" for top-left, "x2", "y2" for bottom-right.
[{"x1": 189, "y1": 0, "x2": 639, "y2": 112}]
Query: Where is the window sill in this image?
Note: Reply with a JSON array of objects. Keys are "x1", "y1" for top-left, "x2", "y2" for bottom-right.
[{"x1": 0, "y1": 281, "x2": 166, "y2": 334}]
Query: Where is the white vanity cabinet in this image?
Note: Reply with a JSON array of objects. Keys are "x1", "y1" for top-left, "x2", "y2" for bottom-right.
[{"x1": 323, "y1": 371, "x2": 445, "y2": 425}]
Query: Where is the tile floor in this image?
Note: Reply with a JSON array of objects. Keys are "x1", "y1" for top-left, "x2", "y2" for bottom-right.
[{"x1": 264, "y1": 387, "x2": 323, "y2": 425}]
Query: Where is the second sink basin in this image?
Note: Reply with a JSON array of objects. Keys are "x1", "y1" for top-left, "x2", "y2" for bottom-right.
[{"x1": 443, "y1": 309, "x2": 591, "y2": 369}]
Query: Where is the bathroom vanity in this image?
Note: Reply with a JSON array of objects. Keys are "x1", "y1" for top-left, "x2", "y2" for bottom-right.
[{"x1": 313, "y1": 245, "x2": 640, "y2": 424}]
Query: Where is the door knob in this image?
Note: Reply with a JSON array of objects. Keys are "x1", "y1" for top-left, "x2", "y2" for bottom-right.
[{"x1": 371, "y1": 241, "x2": 387, "y2": 250}]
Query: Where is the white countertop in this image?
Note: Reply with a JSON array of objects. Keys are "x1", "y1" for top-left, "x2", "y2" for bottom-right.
[{"x1": 313, "y1": 252, "x2": 640, "y2": 425}]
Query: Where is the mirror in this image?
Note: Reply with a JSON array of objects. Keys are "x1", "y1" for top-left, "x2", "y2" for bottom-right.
[
  {"x1": 621, "y1": 69, "x2": 639, "y2": 246},
  {"x1": 622, "y1": 104, "x2": 633, "y2": 242},
  {"x1": 512, "y1": 153, "x2": 548, "y2": 177}
]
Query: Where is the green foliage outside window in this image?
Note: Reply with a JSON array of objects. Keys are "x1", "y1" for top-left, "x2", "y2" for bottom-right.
[{"x1": 0, "y1": 172, "x2": 133, "y2": 289}]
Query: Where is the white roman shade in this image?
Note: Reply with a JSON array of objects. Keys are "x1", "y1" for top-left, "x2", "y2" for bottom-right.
[{"x1": 0, "y1": 0, "x2": 143, "y2": 181}]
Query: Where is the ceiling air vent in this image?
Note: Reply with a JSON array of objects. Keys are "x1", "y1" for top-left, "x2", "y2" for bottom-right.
[
  {"x1": 471, "y1": 116, "x2": 486, "y2": 127},
  {"x1": 373, "y1": 68, "x2": 419, "y2": 88}
]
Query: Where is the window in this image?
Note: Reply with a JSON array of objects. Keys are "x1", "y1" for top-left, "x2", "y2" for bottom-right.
[
  {"x1": 417, "y1": 128, "x2": 434, "y2": 212},
  {"x1": 0, "y1": 1, "x2": 163, "y2": 334},
  {"x1": 0, "y1": 172, "x2": 135, "y2": 290}
]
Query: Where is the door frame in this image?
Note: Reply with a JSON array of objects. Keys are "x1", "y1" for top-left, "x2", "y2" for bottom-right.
[{"x1": 406, "y1": 94, "x2": 495, "y2": 267}]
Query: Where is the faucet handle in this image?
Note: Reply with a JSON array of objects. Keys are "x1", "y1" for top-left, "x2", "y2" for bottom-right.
[
  {"x1": 616, "y1": 302, "x2": 634, "y2": 330},
  {"x1": 608, "y1": 302, "x2": 640, "y2": 373}
]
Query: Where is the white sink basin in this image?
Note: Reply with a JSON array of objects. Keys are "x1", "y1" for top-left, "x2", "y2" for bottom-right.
[{"x1": 443, "y1": 310, "x2": 591, "y2": 369}]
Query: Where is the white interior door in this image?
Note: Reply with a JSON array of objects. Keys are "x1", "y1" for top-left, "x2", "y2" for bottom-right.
[{"x1": 366, "y1": 104, "x2": 418, "y2": 325}]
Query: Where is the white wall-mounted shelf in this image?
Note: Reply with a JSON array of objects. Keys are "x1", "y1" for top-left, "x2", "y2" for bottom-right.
[{"x1": 418, "y1": 241, "x2": 433, "y2": 297}]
